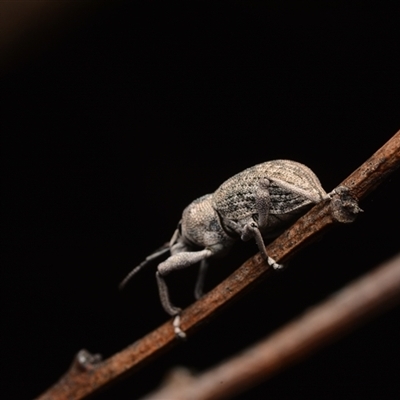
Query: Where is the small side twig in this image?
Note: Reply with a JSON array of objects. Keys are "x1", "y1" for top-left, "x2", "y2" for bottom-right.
[
  {"x1": 37, "y1": 130, "x2": 400, "y2": 400},
  {"x1": 141, "y1": 253, "x2": 400, "y2": 400}
]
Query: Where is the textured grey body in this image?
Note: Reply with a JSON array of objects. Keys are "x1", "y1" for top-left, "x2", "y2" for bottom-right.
[
  {"x1": 120, "y1": 159, "x2": 328, "y2": 318},
  {"x1": 213, "y1": 160, "x2": 327, "y2": 238},
  {"x1": 181, "y1": 194, "x2": 235, "y2": 252}
]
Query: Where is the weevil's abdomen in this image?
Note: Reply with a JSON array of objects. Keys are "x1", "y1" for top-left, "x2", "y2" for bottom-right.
[
  {"x1": 255, "y1": 160, "x2": 326, "y2": 204},
  {"x1": 212, "y1": 159, "x2": 327, "y2": 223}
]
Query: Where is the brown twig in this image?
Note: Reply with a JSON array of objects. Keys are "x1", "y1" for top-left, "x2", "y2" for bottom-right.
[
  {"x1": 141, "y1": 253, "x2": 400, "y2": 400},
  {"x1": 36, "y1": 130, "x2": 400, "y2": 400}
]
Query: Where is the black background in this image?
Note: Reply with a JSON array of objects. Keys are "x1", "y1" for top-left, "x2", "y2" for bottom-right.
[{"x1": 2, "y1": 1, "x2": 400, "y2": 399}]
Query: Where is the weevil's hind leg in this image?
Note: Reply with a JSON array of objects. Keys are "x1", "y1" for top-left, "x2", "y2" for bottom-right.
[
  {"x1": 156, "y1": 271, "x2": 182, "y2": 316},
  {"x1": 119, "y1": 244, "x2": 170, "y2": 290},
  {"x1": 156, "y1": 249, "x2": 214, "y2": 339},
  {"x1": 156, "y1": 249, "x2": 213, "y2": 316},
  {"x1": 194, "y1": 258, "x2": 209, "y2": 300}
]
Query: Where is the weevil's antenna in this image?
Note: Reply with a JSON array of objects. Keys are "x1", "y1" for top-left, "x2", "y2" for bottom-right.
[{"x1": 119, "y1": 245, "x2": 170, "y2": 290}]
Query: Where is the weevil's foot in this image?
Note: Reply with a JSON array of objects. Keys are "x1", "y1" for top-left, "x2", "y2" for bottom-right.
[
  {"x1": 268, "y1": 256, "x2": 284, "y2": 270},
  {"x1": 194, "y1": 288, "x2": 204, "y2": 301},
  {"x1": 75, "y1": 349, "x2": 102, "y2": 371},
  {"x1": 173, "y1": 315, "x2": 187, "y2": 340}
]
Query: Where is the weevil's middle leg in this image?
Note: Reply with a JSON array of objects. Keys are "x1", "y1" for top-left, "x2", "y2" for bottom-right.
[{"x1": 194, "y1": 259, "x2": 209, "y2": 300}]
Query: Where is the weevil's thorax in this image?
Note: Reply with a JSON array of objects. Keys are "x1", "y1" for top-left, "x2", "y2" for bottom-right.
[{"x1": 180, "y1": 194, "x2": 235, "y2": 251}]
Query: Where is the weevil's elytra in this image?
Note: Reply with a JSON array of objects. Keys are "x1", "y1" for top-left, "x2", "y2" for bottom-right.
[
  {"x1": 214, "y1": 160, "x2": 326, "y2": 219},
  {"x1": 120, "y1": 159, "x2": 329, "y2": 333}
]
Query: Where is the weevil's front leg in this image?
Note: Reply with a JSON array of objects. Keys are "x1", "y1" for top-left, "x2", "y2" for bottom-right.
[
  {"x1": 241, "y1": 181, "x2": 283, "y2": 269},
  {"x1": 251, "y1": 225, "x2": 283, "y2": 270},
  {"x1": 225, "y1": 224, "x2": 282, "y2": 270},
  {"x1": 156, "y1": 249, "x2": 213, "y2": 316}
]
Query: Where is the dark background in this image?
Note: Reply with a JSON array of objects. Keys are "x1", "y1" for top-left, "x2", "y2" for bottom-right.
[{"x1": 2, "y1": 1, "x2": 399, "y2": 399}]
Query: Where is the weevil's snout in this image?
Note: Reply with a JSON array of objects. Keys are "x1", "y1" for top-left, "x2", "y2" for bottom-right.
[{"x1": 329, "y1": 186, "x2": 362, "y2": 224}]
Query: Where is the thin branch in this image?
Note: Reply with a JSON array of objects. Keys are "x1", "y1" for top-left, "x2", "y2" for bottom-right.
[
  {"x1": 36, "y1": 130, "x2": 400, "y2": 400},
  {"x1": 141, "y1": 253, "x2": 400, "y2": 400}
]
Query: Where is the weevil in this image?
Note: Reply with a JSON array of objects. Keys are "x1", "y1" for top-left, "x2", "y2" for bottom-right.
[{"x1": 120, "y1": 160, "x2": 329, "y2": 334}]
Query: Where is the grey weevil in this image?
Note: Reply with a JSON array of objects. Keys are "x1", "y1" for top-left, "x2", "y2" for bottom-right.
[{"x1": 120, "y1": 160, "x2": 329, "y2": 335}]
